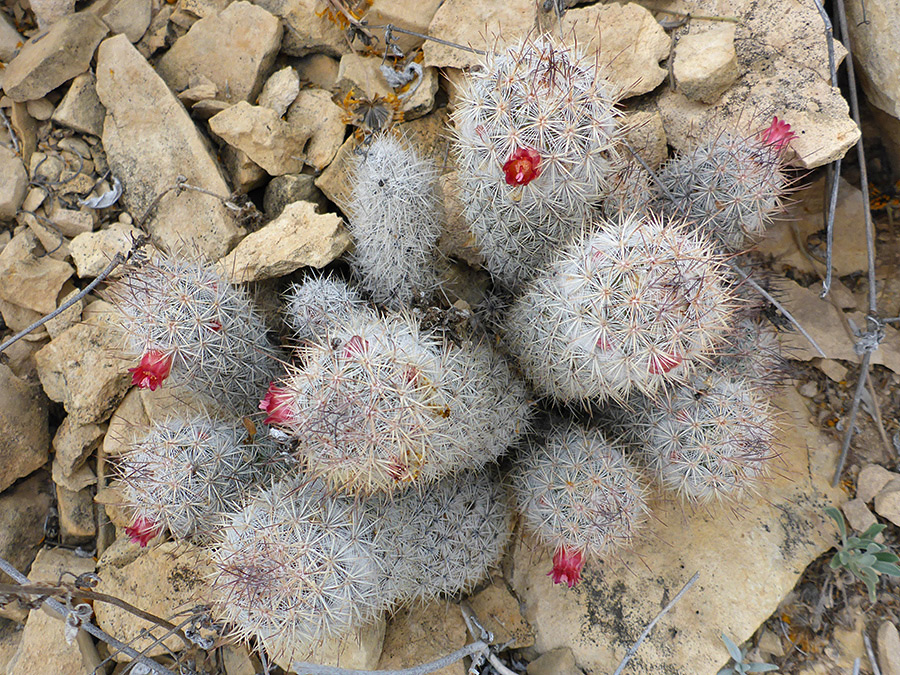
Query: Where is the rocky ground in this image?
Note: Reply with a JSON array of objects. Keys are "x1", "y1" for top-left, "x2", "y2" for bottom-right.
[{"x1": 0, "y1": 0, "x2": 899, "y2": 673}]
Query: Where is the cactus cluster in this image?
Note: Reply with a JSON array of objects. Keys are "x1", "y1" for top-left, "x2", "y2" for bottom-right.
[{"x1": 107, "y1": 29, "x2": 799, "y2": 664}]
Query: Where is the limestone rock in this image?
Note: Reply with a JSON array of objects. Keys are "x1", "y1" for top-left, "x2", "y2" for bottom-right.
[
  {"x1": 44, "y1": 286, "x2": 85, "y2": 339},
  {"x1": 94, "y1": 482, "x2": 132, "y2": 529},
  {"x1": 655, "y1": 0, "x2": 857, "y2": 169},
  {"x1": 363, "y1": 0, "x2": 443, "y2": 55},
  {"x1": 69, "y1": 224, "x2": 143, "y2": 278},
  {"x1": 34, "y1": 300, "x2": 131, "y2": 425},
  {"x1": 52, "y1": 417, "x2": 105, "y2": 475},
  {"x1": 846, "y1": 0, "x2": 900, "y2": 119},
  {"x1": 509, "y1": 387, "x2": 844, "y2": 675},
  {"x1": 95, "y1": 540, "x2": 213, "y2": 658},
  {"x1": 0, "y1": 621, "x2": 23, "y2": 671},
  {"x1": 841, "y1": 499, "x2": 878, "y2": 537},
  {"x1": 673, "y1": 24, "x2": 738, "y2": 103},
  {"x1": 5, "y1": 608, "x2": 82, "y2": 675},
  {"x1": 47, "y1": 204, "x2": 96, "y2": 237},
  {"x1": 95, "y1": 35, "x2": 242, "y2": 260},
  {"x1": 551, "y1": 3, "x2": 671, "y2": 99},
  {"x1": 2, "y1": 12, "x2": 108, "y2": 102},
  {"x1": 858, "y1": 464, "x2": 899, "y2": 504},
  {"x1": 27, "y1": 0, "x2": 75, "y2": 28},
  {"x1": 874, "y1": 485, "x2": 900, "y2": 527},
  {"x1": 0, "y1": 13, "x2": 24, "y2": 62},
  {"x1": 258, "y1": 66, "x2": 300, "y2": 118},
  {"x1": 251, "y1": 0, "x2": 349, "y2": 57},
  {"x1": 102, "y1": 0, "x2": 152, "y2": 43},
  {"x1": 24, "y1": 97, "x2": 54, "y2": 121},
  {"x1": 286, "y1": 88, "x2": 346, "y2": 170},
  {"x1": 156, "y1": 2, "x2": 282, "y2": 104},
  {"x1": 51, "y1": 71, "x2": 104, "y2": 136},
  {"x1": 0, "y1": 229, "x2": 73, "y2": 314},
  {"x1": 209, "y1": 102, "x2": 309, "y2": 175},
  {"x1": 0, "y1": 473, "x2": 53, "y2": 608},
  {"x1": 216, "y1": 200, "x2": 350, "y2": 282},
  {"x1": 275, "y1": 619, "x2": 386, "y2": 673},
  {"x1": 468, "y1": 579, "x2": 534, "y2": 649},
  {"x1": 401, "y1": 66, "x2": 439, "y2": 120},
  {"x1": 220, "y1": 146, "x2": 267, "y2": 194},
  {"x1": 527, "y1": 648, "x2": 584, "y2": 675},
  {"x1": 0, "y1": 297, "x2": 43, "y2": 335},
  {"x1": 102, "y1": 388, "x2": 149, "y2": 458},
  {"x1": 52, "y1": 458, "x2": 97, "y2": 492},
  {"x1": 878, "y1": 621, "x2": 900, "y2": 675},
  {"x1": 0, "y1": 364, "x2": 50, "y2": 494},
  {"x1": 424, "y1": 0, "x2": 538, "y2": 70},
  {"x1": 56, "y1": 484, "x2": 97, "y2": 543},
  {"x1": 377, "y1": 601, "x2": 466, "y2": 675},
  {"x1": 222, "y1": 645, "x2": 258, "y2": 675},
  {"x1": 335, "y1": 53, "x2": 393, "y2": 102},
  {"x1": 295, "y1": 53, "x2": 340, "y2": 90},
  {"x1": 621, "y1": 110, "x2": 667, "y2": 170},
  {"x1": 0, "y1": 146, "x2": 28, "y2": 220},
  {"x1": 263, "y1": 174, "x2": 328, "y2": 217}
]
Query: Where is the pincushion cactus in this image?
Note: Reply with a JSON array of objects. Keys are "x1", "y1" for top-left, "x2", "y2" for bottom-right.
[
  {"x1": 284, "y1": 274, "x2": 369, "y2": 343},
  {"x1": 504, "y1": 213, "x2": 735, "y2": 403},
  {"x1": 452, "y1": 35, "x2": 622, "y2": 289}
]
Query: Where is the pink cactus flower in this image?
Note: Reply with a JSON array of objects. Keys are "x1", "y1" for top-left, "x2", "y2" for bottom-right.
[
  {"x1": 760, "y1": 117, "x2": 796, "y2": 152},
  {"x1": 259, "y1": 383, "x2": 294, "y2": 426},
  {"x1": 648, "y1": 352, "x2": 682, "y2": 375},
  {"x1": 548, "y1": 546, "x2": 585, "y2": 588},
  {"x1": 503, "y1": 147, "x2": 542, "y2": 186},
  {"x1": 129, "y1": 350, "x2": 173, "y2": 391},
  {"x1": 126, "y1": 516, "x2": 161, "y2": 547}
]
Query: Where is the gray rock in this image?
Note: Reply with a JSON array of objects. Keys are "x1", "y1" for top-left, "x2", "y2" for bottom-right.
[
  {"x1": 51, "y1": 72, "x2": 105, "y2": 137},
  {"x1": 263, "y1": 174, "x2": 328, "y2": 217},
  {"x1": 156, "y1": 2, "x2": 282, "y2": 104},
  {"x1": 673, "y1": 24, "x2": 739, "y2": 103},
  {"x1": 215, "y1": 200, "x2": 350, "y2": 282},
  {"x1": 0, "y1": 13, "x2": 24, "y2": 62},
  {"x1": 209, "y1": 102, "x2": 309, "y2": 175},
  {"x1": 27, "y1": 0, "x2": 75, "y2": 28},
  {"x1": 286, "y1": 88, "x2": 346, "y2": 170},
  {"x1": 52, "y1": 416, "x2": 105, "y2": 476},
  {"x1": 0, "y1": 146, "x2": 27, "y2": 221},
  {"x1": 258, "y1": 66, "x2": 300, "y2": 117},
  {"x1": 102, "y1": 0, "x2": 152, "y2": 43},
  {"x1": 0, "y1": 364, "x2": 50, "y2": 494},
  {"x1": 0, "y1": 229, "x2": 73, "y2": 314},
  {"x1": 34, "y1": 300, "x2": 131, "y2": 426},
  {"x1": 2, "y1": 12, "x2": 108, "y2": 102},
  {"x1": 95, "y1": 35, "x2": 243, "y2": 260},
  {"x1": 527, "y1": 648, "x2": 583, "y2": 675},
  {"x1": 621, "y1": 110, "x2": 668, "y2": 170},
  {"x1": 878, "y1": 621, "x2": 900, "y2": 675},
  {"x1": 25, "y1": 97, "x2": 54, "y2": 121}
]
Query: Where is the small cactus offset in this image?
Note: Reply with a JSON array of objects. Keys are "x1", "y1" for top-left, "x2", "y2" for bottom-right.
[
  {"x1": 105, "y1": 255, "x2": 282, "y2": 415},
  {"x1": 207, "y1": 478, "x2": 388, "y2": 654},
  {"x1": 655, "y1": 117, "x2": 796, "y2": 251},
  {"x1": 510, "y1": 421, "x2": 649, "y2": 587},
  {"x1": 120, "y1": 416, "x2": 281, "y2": 545},
  {"x1": 504, "y1": 213, "x2": 735, "y2": 403},
  {"x1": 452, "y1": 35, "x2": 622, "y2": 289},
  {"x1": 638, "y1": 372, "x2": 778, "y2": 503},
  {"x1": 284, "y1": 273, "x2": 369, "y2": 343},
  {"x1": 265, "y1": 312, "x2": 530, "y2": 495},
  {"x1": 347, "y1": 133, "x2": 442, "y2": 309},
  {"x1": 370, "y1": 470, "x2": 512, "y2": 605}
]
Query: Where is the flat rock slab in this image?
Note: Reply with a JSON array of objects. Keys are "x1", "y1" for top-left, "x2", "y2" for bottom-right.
[
  {"x1": 510, "y1": 387, "x2": 844, "y2": 674},
  {"x1": 95, "y1": 34, "x2": 242, "y2": 261},
  {"x1": 0, "y1": 364, "x2": 50, "y2": 494}
]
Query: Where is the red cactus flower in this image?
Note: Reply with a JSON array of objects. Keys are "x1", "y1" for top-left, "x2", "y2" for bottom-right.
[
  {"x1": 126, "y1": 516, "x2": 161, "y2": 547},
  {"x1": 259, "y1": 383, "x2": 294, "y2": 426},
  {"x1": 129, "y1": 350, "x2": 173, "y2": 391},
  {"x1": 503, "y1": 147, "x2": 541, "y2": 186},
  {"x1": 548, "y1": 546, "x2": 585, "y2": 588},
  {"x1": 343, "y1": 335, "x2": 369, "y2": 358},
  {"x1": 760, "y1": 116, "x2": 796, "y2": 152},
  {"x1": 648, "y1": 352, "x2": 682, "y2": 375}
]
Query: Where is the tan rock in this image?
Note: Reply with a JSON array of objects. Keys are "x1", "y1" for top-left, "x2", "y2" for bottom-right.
[
  {"x1": 156, "y1": 2, "x2": 282, "y2": 104},
  {"x1": 377, "y1": 601, "x2": 466, "y2": 675},
  {"x1": 0, "y1": 364, "x2": 50, "y2": 494},
  {"x1": 335, "y1": 53, "x2": 394, "y2": 104},
  {"x1": 102, "y1": 0, "x2": 152, "y2": 42},
  {"x1": 401, "y1": 66, "x2": 439, "y2": 120},
  {"x1": 28, "y1": 0, "x2": 75, "y2": 28},
  {"x1": 846, "y1": 0, "x2": 900, "y2": 118},
  {"x1": 363, "y1": 0, "x2": 443, "y2": 55},
  {"x1": 52, "y1": 417, "x2": 104, "y2": 476},
  {"x1": 24, "y1": 97, "x2": 54, "y2": 121},
  {"x1": 0, "y1": 298, "x2": 42, "y2": 335},
  {"x1": 0, "y1": 621, "x2": 23, "y2": 671},
  {"x1": 468, "y1": 579, "x2": 534, "y2": 649},
  {"x1": 0, "y1": 229, "x2": 73, "y2": 315},
  {"x1": 52, "y1": 458, "x2": 97, "y2": 492},
  {"x1": 216, "y1": 201, "x2": 350, "y2": 282},
  {"x1": 44, "y1": 286, "x2": 84, "y2": 340},
  {"x1": 94, "y1": 540, "x2": 213, "y2": 659},
  {"x1": 34, "y1": 300, "x2": 131, "y2": 425},
  {"x1": 509, "y1": 386, "x2": 845, "y2": 674},
  {"x1": 220, "y1": 146, "x2": 267, "y2": 194},
  {"x1": 857, "y1": 464, "x2": 899, "y2": 504},
  {"x1": 102, "y1": 388, "x2": 149, "y2": 458},
  {"x1": 222, "y1": 644, "x2": 258, "y2": 675},
  {"x1": 0, "y1": 13, "x2": 24, "y2": 62},
  {"x1": 527, "y1": 647, "x2": 583, "y2": 675},
  {"x1": 209, "y1": 101, "x2": 309, "y2": 175},
  {"x1": 286, "y1": 88, "x2": 346, "y2": 170},
  {"x1": 258, "y1": 66, "x2": 300, "y2": 117},
  {"x1": 424, "y1": 0, "x2": 538, "y2": 70},
  {"x1": 5, "y1": 608, "x2": 82, "y2": 675},
  {"x1": 20, "y1": 211, "x2": 70, "y2": 262},
  {"x1": 47, "y1": 205, "x2": 96, "y2": 237},
  {"x1": 94, "y1": 482, "x2": 133, "y2": 529},
  {"x1": 95, "y1": 35, "x2": 243, "y2": 261},
  {"x1": 253, "y1": 0, "x2": 349, "y2": 57},
  {"x1": 295, "y1": 53, "x2": 340, "y2": 90},
  {"x1": 263, "y1": 174, "x2": 328, "y2": 217},
  {"x1": 841, "y1": 499, "x2": 879, "y2": 538},
  {"x1": 878, "y1": 621, "x2": 900, "y2": 675},
  {"x1": 56, "y1": 484, "x2": 97, "y2": 543},
  {"x1": 69, "y1": 224, "x2": 143, "y2": 278},
  {"x1": 552, "y1": 3, "x2": 671, "y2": 99},
  {"x1": 51, "y1": 73, "x2": 105, "y2": 137},
  {"x1": 673, "y1": 24, "x2": 738, "y2": 103},
  {"x1": 274, "y1": 619, "x2": 386, "y2": 673},
  {"x1": 437, "y1": 172, "x2": 483, "y2": 267},
  {"x1": 2, "y1": 12, "x2": 108, "y2": 102},
  {"x1": 874, "y1": 485, "x2": 900, "y2": 527},
  {"x1": 621, "y1": 110, "x2": 668, "y2": 170}
]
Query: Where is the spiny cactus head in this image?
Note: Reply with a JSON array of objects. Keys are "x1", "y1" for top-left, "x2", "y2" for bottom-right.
[
  {"x1": 128, "y1": 350, "x2": 173, "y2": 391},
  {"x1": 284, "y1": 274, "x2": 369, "y2": 343}
]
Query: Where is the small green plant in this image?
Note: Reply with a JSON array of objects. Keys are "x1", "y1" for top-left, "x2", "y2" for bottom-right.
[
  {"x1": 825, "y1": 506, "x2": 900, "y2": 602},
  {"x1": 717, "y1": 634, "x2": 778, "y2": 674}
]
